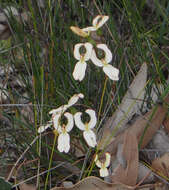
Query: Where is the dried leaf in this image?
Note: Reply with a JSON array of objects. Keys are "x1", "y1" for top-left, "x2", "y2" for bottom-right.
[
  {"x1": 19, "y1": 183, "x2": 36, "y2": 190},
  {"x1": 50, "y1": 176, "x2": 162, "y2": 190},
  {"x1": 151, "y1": 130, "x2": 169, "y2": 157},
  {"x1": 152, "y1": 153, "x2": 169, "y2": 177},
  {"x1": 137, "y1": 163, "x2": 155, "y2": 184},
  {"x1": 163, "y1": 116, "x2": 169, "y2": 133},
  {"x1": 103, "y1": 93, "x2": 169, "y2": 156},
  {"x1": 111, "y1": 130, "x2": 138, "y2": 186},
  {"x1": 99, "y1": 63, "x2": 147, "y2": 148}
]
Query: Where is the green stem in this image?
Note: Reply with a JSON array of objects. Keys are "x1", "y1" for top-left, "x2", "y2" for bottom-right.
[
  {"x1": 97, "y1": 77, "x2": 108, "y2": 122},
  {"x1": 44, "y1": 134, "x2": 57, "y2": 190}
]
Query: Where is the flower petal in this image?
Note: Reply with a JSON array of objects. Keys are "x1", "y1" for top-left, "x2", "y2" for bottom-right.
[
  {"x1": 74, "y1": 112, "x2": 85, "y2": 131},
  {"x1": 83, "y1": 43, "x2": 93, "y2": 61},
  {"x1": 90, "y1": 49, "x2": 103, "y2": 67},
  {"x1": 103, "y1": 65, "x2": 119, "y2": 81},
  {"x1": 73, "y1": 61, "x2": 87, "y2": 81},
  {"x1": 83, "y1": 130, "x2": 97, "y2": 147},
  {"x1": 100, "y1": 167, "x2": 109, "y2": 177},
  {"x1": 74, "y1": 43, "x2": 84, "y2": 60},
  {"x1": 57, "y1": 133, "x2": 70, "y2": 153},
  {"x1": 64, "y1": 112, "x2": 74, "y2": 132},
  {"x1": 94, "y1": 155, "x2": 102, "y2": 168},
  {"x1": 70, "y1": 26, "x2": 89, "y2": 38},
  {"x1": 53, "y1": 114, "x2": 61, "y2": 130},
  {"x1": 82, "y1": 26, "x2": 96, "y2": 32},
  {"x1": 49, "y1": 105, "x2": 68, "y2": 115},
  {"x1": 104, "y1": 152, "x2": 111, "y2": 167},
  {"x1": 67, "y1": 93, "x2": 84, "y2": 107},
  {"x1": 97, "y1": 44, "x2": 112, "y2": 63},
  {"x1": 92, "y1": 15, "x2": 109, "y2": 29},
  {"x1": 85, "y1": 109, "x2": 97, "y2": 129},
  {"x1": 38, "y1": 123, "x2": 52, "y2": 133}
]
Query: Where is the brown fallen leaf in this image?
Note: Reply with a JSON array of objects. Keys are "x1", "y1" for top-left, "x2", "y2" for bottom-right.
[
  {"x1": 152, "y1": 153, "x2": 169, "y2": 178},
  {"x1": 163, "y1": 116, "x2": 169, "y2": 134},
  {"x1": 50, "y1": 176, "x2": 163, "y2": 190},
  {"x1": 111, "y1": 130, "x2": 138, "y2": 186},
  {"x1": 99, "y1": 62, "x2": 147, "y2": 149},
  {"x1": 19, "y1": 183, "x2": 36, "y2": 190},
  {"x1": 102, "y1": 93, "x2": 169, "y2": 156}
]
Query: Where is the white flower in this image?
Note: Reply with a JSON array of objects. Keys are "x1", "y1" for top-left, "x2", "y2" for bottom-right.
[
  {"x1": 90, "y1": 44, "x2": 119, "y2": 80},
  {"x1": 74, "y1": 109, "x2": 97, "y2": 147},
  {"x1": 49, "y1": 93, "x2": 84, "y2": 116},
  {"x1": 38, "y1": 122, "x2": 52, "y2": 133},
  {"x1": 49, "y1": 105, "x2": 69, "y2": 115},
  {"x1": 38, "y1": 93, "x2": 84, "y2": 132},
  {"x1": 70, "y1": 15, "x2": 109, "y2": 37},
  {"x1": 82, "y1": 15, "x2": 109, "y2": 33},
  {"x1": 51, "y1": 93, "x2": 84, "y2": 130},
  {"x1": 57, "y1": 112, "x2": 74, "y2": 153},
  {"x1": 73, "y1": 43, "x2": 93, "y2": 81},
  {"x1": 94, "y1": 152, "x2": 111, "y2": 177}
]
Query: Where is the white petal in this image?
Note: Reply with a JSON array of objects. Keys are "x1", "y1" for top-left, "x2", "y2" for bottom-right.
[
  {"x1": 97, "y1": 44, "x2": 112, "y2": 63},
  {"x1": 64, "y1": 112, "x2": 74, "y2": 132},
  {"x1": 73, "y1": 61, "x2": 87, "y2": 81},
  {"x1": 92, "y1": 15, "x2": 109, "y2": 29},
  {"x1": 94, "y1": 155, "x2": 102, "y2": 168},
  {"x1": 82, "y1": 26, "x2": 96, "y2": 32},
  {"x1": 78, "y1": 93, "x2": 84, "y2": 98},
  {"x1": 53, "y1": 114, "x2": 61, "y2": 130},
  {"x1": 74, "y1": 112, "x2": 85, "y2": 131},
  {"x1": 104, "y1": 152, "x2": 111, "y2": 167},
  {"x1": 85, "y1": 109, "x2": 97, "y2": 129},
  {"x1": 67, "y1": 93, "x2": 84, "y2": 107},
  {"x1": 83, "y1": 130, "x2": 97, "y2": 147},
  {"x1": 96, "y1": 160, "x2": 102, "y2": 168},
  {"x1": 49, "y1": 105, "x2": 68, "y2": 115},
  {"x1": 83, "y1": 43, "x2": 93, "y2": 61},
  {"x1": 90, "y1": 49, "x2": 103, "y2": 67},
  {"x1": 74, "y1": 43, "x2": 84, "y2": 60},
  {"x1": 57, "y1": 133, "x2": 70, "y2": 153},
  {"x1": 100, "y1": 167, "x2": 109, "y2": 177},
  {"x1": 38, "y1": 123, "x2": 51, "y2": 133},
  {"x1": 103, "y1": 65, "x2": 119, "y2": 81}
]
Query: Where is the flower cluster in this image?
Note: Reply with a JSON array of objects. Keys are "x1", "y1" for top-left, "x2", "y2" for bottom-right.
[
  {"x1": 71, "y1": 15, "x2": 119, "y2": 82},
  {"x1": 38, "y1": 94, "x2": 98, "y2": 153},
  {"x1": 39, "y1": 15, "x2": 119, "y2": 178}
]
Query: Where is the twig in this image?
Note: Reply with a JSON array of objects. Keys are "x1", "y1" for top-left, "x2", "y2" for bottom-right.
[
  {"x1": 12, "y1": 162, "x2": 67, "y2": 188},
  {"x1": 6, "y1": 135, "x2": 39, "y2": 181}
]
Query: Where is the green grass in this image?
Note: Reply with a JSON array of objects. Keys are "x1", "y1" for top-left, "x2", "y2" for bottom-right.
[{"x1": 0, "y1": 0, "x2": 169, "y2": 189}]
